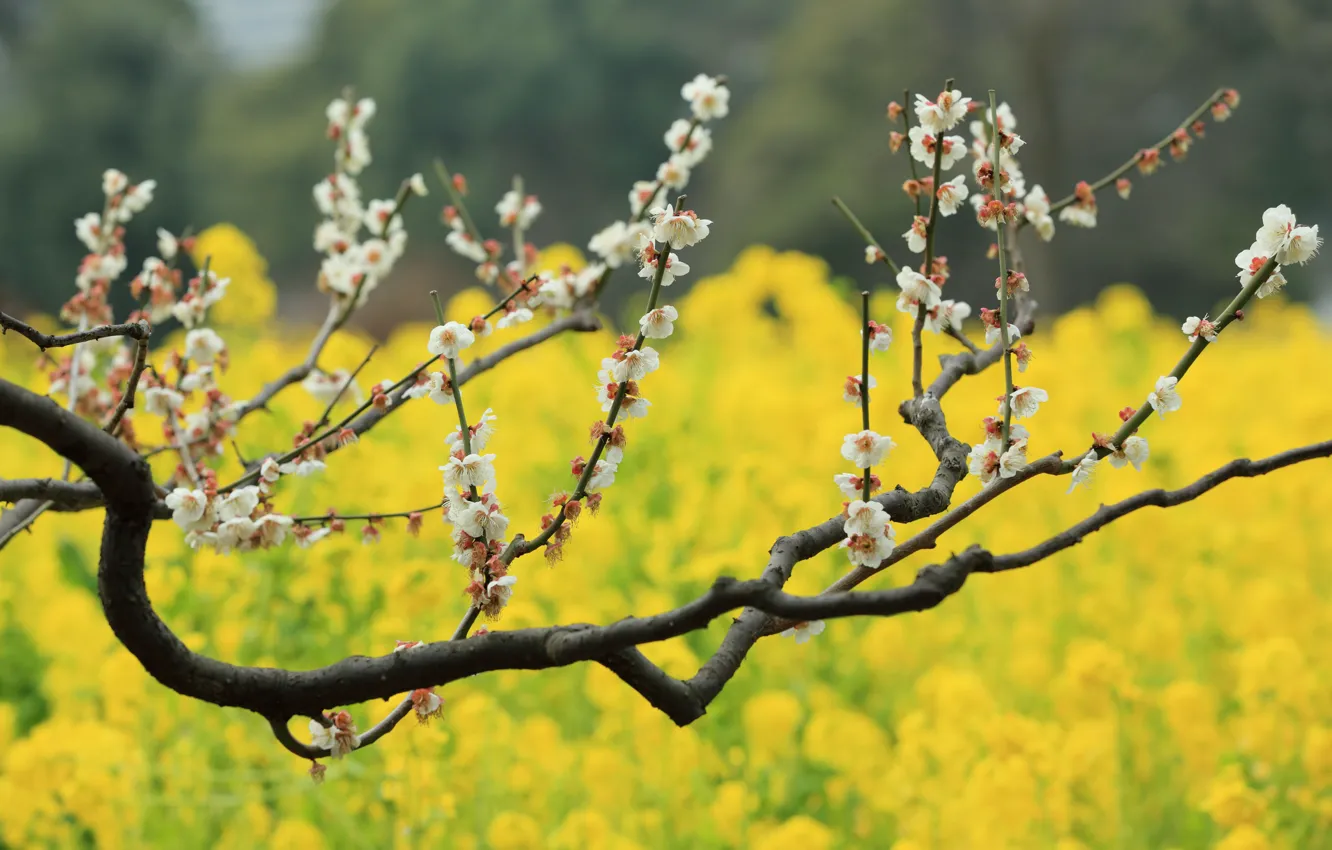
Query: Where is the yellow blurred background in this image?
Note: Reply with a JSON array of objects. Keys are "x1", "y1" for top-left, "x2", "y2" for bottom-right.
[{"x1": 0, "y1": 230, "x2": 1330, "y2": 848}]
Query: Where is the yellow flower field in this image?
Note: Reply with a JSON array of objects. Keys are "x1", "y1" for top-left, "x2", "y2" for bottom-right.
[{"x1": 1, "y1": 229, "x2": 1330, "y2": 849}]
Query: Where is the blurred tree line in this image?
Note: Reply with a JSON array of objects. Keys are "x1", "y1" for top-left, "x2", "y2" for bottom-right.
[{"x1": 0, "y1": 0, "x2": 1329, "y2": 330}]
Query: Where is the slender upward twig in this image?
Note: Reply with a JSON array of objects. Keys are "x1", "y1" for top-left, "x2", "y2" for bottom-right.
[
  {"x1": 312, "y1": 344, "x2": 377, "y2": 432},
  {"x1": 1075, "y1": 253, "x2": 1280, "y2": 472},
  {"x1": 518, "y1": 196, "x2": 682, "y2": 558},
  {"x1": 1040, "y1": 87, "x2": 1228, "y2": 217},
  {"x1": 900, "y1": 88, "x2": 924, "y2": 217},
  {"x1": 832, "y1": 197, "x2": 901, "y2": 275},
  {"x1": 859, "y1": 290, "x2": 873, "y2": 502},
  {"x1": 989, "y1": 90, "x2": 1016, "y2": 447},
  {"x1": 433, "y1": 159, "x2": 487, "y2": 249},
  {"x1": 102, "y1": 333, "x2": 151, "y2": 435}
]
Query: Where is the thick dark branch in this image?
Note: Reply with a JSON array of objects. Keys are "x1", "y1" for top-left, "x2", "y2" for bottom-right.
[
  {"x1": 987, "y1": 439, "x2": 1332, "y2": 572},
  {"x1": 817, "y1": 452, "x2": 1064, "y2": 597},
  {"x1": 0, "y1": 478, "x2": 104, "y2": 509},
  {"x1": 0, "y1": 312, "x2": 149, "y2": 350},
  {"x1": 3, "y1": 376, "x2": 1322, "y2": 737}
]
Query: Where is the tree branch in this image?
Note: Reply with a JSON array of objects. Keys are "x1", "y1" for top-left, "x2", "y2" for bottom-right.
[
  {"x1": 0, "y1": 312, "x2": 149, "y2": 350},
  {"x1": 2, "y1": 375, "x2": 1322, "y2": 740}
]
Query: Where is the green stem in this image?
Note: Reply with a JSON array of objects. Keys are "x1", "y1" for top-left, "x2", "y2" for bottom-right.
[
  {"x1": 860, "y1": 290, "x2": 872, "y2": 502},
  {"x1": 433, "y1": 159, "x2": 487, "y2": 249},
  {"x1": 510, "y1": 174, "x2": 525, "y2": 277},
  {"x1": 431, "y1": 291, "x2": 479, "y2": 502},
  {"x1": 832, "y1": 197, "x2": 901, "y2": 275},
  {"x1": 1065, "y1": 254, "x2": 1280, "y2": 473}
]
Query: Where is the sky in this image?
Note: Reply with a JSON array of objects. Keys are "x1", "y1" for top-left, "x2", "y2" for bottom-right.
[{"x1": 192, "y1": 0, "x2": 324, "y2": 69}]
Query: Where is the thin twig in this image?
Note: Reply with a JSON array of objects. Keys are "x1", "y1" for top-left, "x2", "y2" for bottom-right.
[
  {"x1": 103, "y1": 334, "x2": 151, "y2": 435},
  {"x1": 0, "y1": 312, "x2": 149, "y2": 350},
  {"x1": 312, "y1": 343, "x2": 377, "y2": 432},
  {"x1": 1040, "y1": 87, "x2": 1228, "y2": 217}
]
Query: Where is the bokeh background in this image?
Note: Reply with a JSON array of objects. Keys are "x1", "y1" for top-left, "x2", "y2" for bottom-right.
[{"x1": 1, "y1": 0, "x2": 1331, "y2": 329}]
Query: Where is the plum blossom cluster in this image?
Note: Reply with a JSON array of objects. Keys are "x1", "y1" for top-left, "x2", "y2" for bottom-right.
[
  {"x1": 528, "y1": 198, "x2": 710, "y2": 564},
  {"x1": 51, "y1": 170, "x2": 163, "y2": 425},
  {"x1": 1233, "y1": 204, "x2": 1320, "y2": 301},
  {"x1": 50, "y1": 169, "x2": 245, "y2": 468},
  {"x1": 425, "y1": 321, "x2": 518, "y2": 620},
  {"x1": 587, "y1": 75, "x2": 729, "y2": 272},
  {"x1": 313, "y1": 95, "x2": 424, "y2": 309},
  {"x1": 165, "y1": 466, "x2": 301, "y2": 554},
  {"x1": 1067, "y1": 200, "x2": 1315, "y2": 495}
]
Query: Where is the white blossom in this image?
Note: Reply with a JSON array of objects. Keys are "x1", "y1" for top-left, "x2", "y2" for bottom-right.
[
  {"x1": 936, "y1": 175, "x2": 970, "y2": 216},
  {"x1": 924, "y1": 300, "x2": 971, "y2": 334},
  {"x1": 216, "y1": 486, "x2": 260, "y2": 523},
  {"x1": 998, "y1": 439, "x2": 1028, "y2": 478},
  {"x1": 588, "y1": 220, "x2": 650, "y2": 268},
  {"x1": 586, "y1": 459, "x2": 618, "y2": 491},
  {"x1": 655, "y1": 156, "x2": 692, "y2": 190},
  {"x1": 610, "y1": 348, "x2": 661, "y2": 383},
  {"x1": 1181, "y1": 316, "x2": 1218, "y2": 343},
  {"x1": 639, "y1": 251, "x2": 690, "y2": 286},
  {"x1": 914, "y1": 89, "x2": 971, "y2": 134},
  {"x1": 780, "y1": 620, "x2": 826, "y2": 644},
  {"x1": 496, "y1": 191, "x2": 542, "y2": 230},
  {"x1": 184, "y1": 328, "x2": 226, "y2": 365},
  {"x1": 833, "y1": 472, "x2": 865, "y2": 499},
  {"x1": 908, "y1": 126, "x2": 966, "y2": 170},
  {"x1": 1147, "y1": 376, "x2": 1182, "y2": 418},
  {"x1": 453, "y1": 498, "x2": 510, "y2": 541},
  {"x1": 1058, "y1": 204, "x2": 1097, "y2": 229},
  {"x1": 1108, "y1": 435, "x2": 1150, "y2": 471},
  {"x1": 102, "y1": 168, "x2": 128, "y2": 197},
  {"x1": 156, "y1": 228, "x2": 179, "y2": 260},
  {"x1": 1067, "y1": 451, "x2": 1099, "y2": 493},
  {"x1": 428, "y1": 322, "x2": 476, "y2": 360},
  {"x1": 441, "y1": 453, "x2": 498, "y2": 491},
  {"x1": 895, "y1": 268, "x2": 942, "y2": 314},
  {"x1": 1023, "y1": 185, "x2": 1056, "y2": 242},
  {"x1": 74, "y1": 213, "x2": 102, "y2": 253},
  {"x1": 984, "y1": 323, "x2": 1022, "y2": 346},
  {"x1": 841, "y1": 430, "x2": 895, "y2": 468},
  {"x1": 446, "y1": 230, "x2": 488, "y2": 263},
  {"x1": 1003, "y1": 386, "x2": 1048, "y2": 420},
  {"x1": 142, "y1": 386, "x2": 184, "y2": 417},
  {"x1": 1281, "y1": 224, "x2": 1321, "y2": 265},
  {"x1": 664, "y1": 119, "x2": 713, "y2": 167},
  {"x1": 165, "y1": 488, "x2": 211, "y2": 531},
  {"x1": 681, "y1": 74, "x2": 730, "y2": 121},
  {"x1": 1254, "y1": 204, "x2": 1297, "y2": 256},
  {"x1": 844, "y1": 499, "x2": 890, "y2": 537},
  {"x1": 639, "y1": 305, "x2": 678, "y2": 339},
  {"x1": 650, "y1": 206, "x2": 711, "y2": 249}
]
